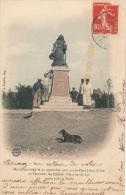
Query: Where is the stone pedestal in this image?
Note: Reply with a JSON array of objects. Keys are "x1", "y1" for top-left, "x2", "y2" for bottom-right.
[
  {"x1": 39, "y1": 66, "x2": 84, "y2": 111},
  {"x1": 51, "y1": 66, "x2": 70, "y2": 97}
]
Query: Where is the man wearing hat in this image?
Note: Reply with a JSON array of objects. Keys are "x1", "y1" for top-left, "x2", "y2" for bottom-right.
[
  {"x1": 32, "y1": 79, "x2": 44, "y2": 108},
  {"x1": 78, "y1": 79, "x2": 84, "y2": 105},
  {"x1": 70, "y1": 87, "x2": 78, "y2": 102},
  {"x1": 81, "y1": 79, "x2": 93, "y2": 109}
]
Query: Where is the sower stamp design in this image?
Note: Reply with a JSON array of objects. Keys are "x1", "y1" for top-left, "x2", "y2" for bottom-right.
[
  {"x1": 92, "y1": 3, "x2": 118, "y2": 49},
  {"x1": 92, "y1": 3, "x2": 118, "y2": 34}
]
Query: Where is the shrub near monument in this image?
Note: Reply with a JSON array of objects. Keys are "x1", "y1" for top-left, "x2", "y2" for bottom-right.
[{"x1": 2, "y1": 84, "x2": 33, "y2": 109}]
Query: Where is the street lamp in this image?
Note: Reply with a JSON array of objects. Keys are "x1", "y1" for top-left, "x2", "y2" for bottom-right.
[{"x1": 106, "y1": 77, "x2": 112, "y2": 108}]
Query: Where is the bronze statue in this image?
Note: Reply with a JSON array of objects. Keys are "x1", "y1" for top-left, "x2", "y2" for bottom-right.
[{"x1": 49, "y1": 35, "x2": 67, "y2": 66}]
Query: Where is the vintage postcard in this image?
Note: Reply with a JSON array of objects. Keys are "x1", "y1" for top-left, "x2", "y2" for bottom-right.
[{"x1": 0, "y1": 0, "x2": 125, "y2": 195}]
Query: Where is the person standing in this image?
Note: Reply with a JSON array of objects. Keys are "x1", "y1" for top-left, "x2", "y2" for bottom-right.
[
  {"x1": 78, "y1": 79, "x2": 84, "y2": 105},
  {"x1": 42, "y1": 73, "x2": 51, "y2": 102},
  {"x1": 32, "y1": 79, "x2": 44, "y2": 108},
  {"x1": 47, "y1": 70, "x2": 53, "y2": 96},
  {"x1": 81, "y1": 79, "x2": 93, "y2": 109},
  {"x1": 70, "y1": 87, "x2": 78, "y2": 102}
]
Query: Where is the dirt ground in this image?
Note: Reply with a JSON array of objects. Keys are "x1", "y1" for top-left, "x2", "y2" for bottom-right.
[{"x1": 3, "y1": 110, "x2": 116, "y2": 159}]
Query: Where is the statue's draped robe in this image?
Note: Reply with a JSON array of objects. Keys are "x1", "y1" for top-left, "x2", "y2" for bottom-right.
[{"x1": 49, "y1": 39, "x2": 67, "y2": 66}]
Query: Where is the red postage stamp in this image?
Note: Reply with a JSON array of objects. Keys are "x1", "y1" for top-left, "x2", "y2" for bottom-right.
[{"x1": 92, "y1": 2, "x2": 118, "y2": 34}]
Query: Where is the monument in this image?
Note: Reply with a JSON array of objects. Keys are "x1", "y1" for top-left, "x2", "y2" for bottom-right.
[
  {"x1": 40, "y1": 35, "x2": 83, "y2": 111},
  {"x1": 51, "y1": 66, "x2": 70, "y2": 97},
  {"x1": 49, "y1": 35, "x2": 70, "y2": 101}
]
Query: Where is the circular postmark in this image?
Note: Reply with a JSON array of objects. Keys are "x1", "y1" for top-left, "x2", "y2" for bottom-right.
[
  {"x1": 12, "y1": 148, "x2": 21, "y2": 157},
  {"x1": 92, "y1": 11, "x2": 110, "y2": 49},
  {"x1": 92, "y1": 33, "x2": 109, "y2": 49}
]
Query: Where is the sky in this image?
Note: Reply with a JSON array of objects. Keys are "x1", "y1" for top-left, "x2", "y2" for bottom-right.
[{"x1": 1, "y1": 0, "x2": 125, "y2": 94}]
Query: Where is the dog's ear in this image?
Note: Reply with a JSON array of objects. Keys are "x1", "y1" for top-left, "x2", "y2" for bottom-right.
[
  {"x1": 61, "y1": 129, "x2": 64, "y2": 133},
  {"x1": 63, "y1": 130, "x2": 67, "y2": 137}
]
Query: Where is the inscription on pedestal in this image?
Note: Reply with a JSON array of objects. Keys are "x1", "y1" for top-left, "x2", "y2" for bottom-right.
[{"x1": 52, "y1": 74, "x2": 69, "y2": 96}]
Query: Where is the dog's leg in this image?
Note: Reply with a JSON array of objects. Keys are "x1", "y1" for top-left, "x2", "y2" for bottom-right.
[{"x1": 79, "y1": 139, "x2": 83, "y2": 144}]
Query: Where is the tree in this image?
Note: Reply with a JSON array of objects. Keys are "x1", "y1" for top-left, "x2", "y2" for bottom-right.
[
  {"x1": 101, "y1": 93, "x2": 108, "y2": 108},
  {"x1": 106, "y1": 77, "x2": 112, "y2": 107},
  {"x1": 2, "y1": 90, "x2": 18, "y2": 109},
  {"x1": 15, "y1": 84, "x2": 33, "y2": 109},
  {"x1": 92, "y1": 92, "x2": 115, "y2": 108},
  {"x1": 2, "y1": 84, "x2": 33, "y2": 109},
  {"x1": 109, "y1": 93, "x2": 115, "y2": 108},
  {"x1": 92, "y1": 93, "x2": 102, "y2": 108}
]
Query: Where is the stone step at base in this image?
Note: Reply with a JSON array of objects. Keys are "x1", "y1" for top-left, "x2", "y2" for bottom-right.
[
  {"x1": 43, "y1": 103, "x2": 78, "y2": 106},
  {"x1": 44, "y1": 101, "x2": 76, "y2": 104},
  {"x1": 40, "y1": 106, "x2": 83, "y2": 109},
  {"x1": 48, "y1": 100, "x2": 72, "y2": 103},
  {"x1": 40, "y1": 105, "x2": 84, "y2": 110},
  {"x1": 39, "y1": 95, "x2": 84, "y2": 111},
  {"x1": 50, "y1": 96, "x2": 71, "y2": 99},
  {"x1": 40, "y1": 109, "x2": 85, "y2": 112},
  {"x1": 49, "y1": 97, "x2": 72, "y2": 102},
  {"x1": 42, "y1": 102, "x2": 81, "y2": 106},
  {"x1": 36, "y1": 108, "x2": 89, "y2": 112}
]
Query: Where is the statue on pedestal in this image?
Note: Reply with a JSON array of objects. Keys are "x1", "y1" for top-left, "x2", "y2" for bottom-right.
[{"x1": 49, "y1": 35, "x2": 67, "y2": 66}]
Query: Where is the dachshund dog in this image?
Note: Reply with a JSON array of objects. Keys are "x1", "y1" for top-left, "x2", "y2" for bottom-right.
[{"x1": 58, "y1": 129, "x2": 83, "y2": 144}]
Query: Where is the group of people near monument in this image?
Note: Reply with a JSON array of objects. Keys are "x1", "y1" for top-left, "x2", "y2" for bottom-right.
[
  {"x1": 32, "y1": 73, "x2": 93, "y2": 109},
  {"x1": 32, "y1": 34, "x2": 93, "y2": 109},
  {"x1": 32, "y1": 70, "x2": 53, "y2": 108},
  {"x1": 70, "y1": 79, "x2": 93, "y2": 109}
]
